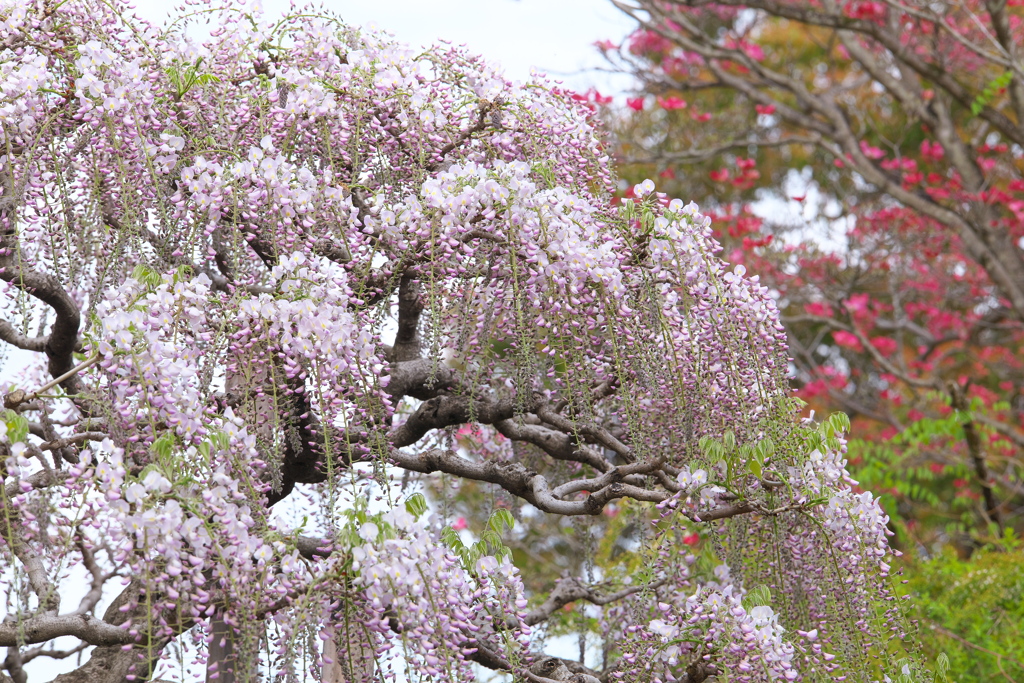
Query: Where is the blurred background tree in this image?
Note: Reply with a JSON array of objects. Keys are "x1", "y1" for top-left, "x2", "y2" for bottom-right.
[{"x1": 582, "y1": 0, "x2": 1024, "y2": 676}]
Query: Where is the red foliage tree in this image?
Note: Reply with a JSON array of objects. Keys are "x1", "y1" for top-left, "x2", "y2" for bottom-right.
[{"x1": 607, "y1": 0, "x2": 1024, "y2": 546}]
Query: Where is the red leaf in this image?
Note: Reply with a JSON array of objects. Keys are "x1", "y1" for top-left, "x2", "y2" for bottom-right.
[
  {"x1": 657, "y1": 96, "x2": 687, "y2": 110},
  {"x1": 833, "y1": 330, "x2": 864, "y2": 351}
]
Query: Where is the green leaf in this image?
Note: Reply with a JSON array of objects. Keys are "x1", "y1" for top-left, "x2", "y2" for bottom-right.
[
  {"x1": 748, "y1": 459, "x2": 763, "y2": 479},
  {"x1": 440, "y1": 526, "x2": 465, "y2": 551},
  {"x1": 828, "y1": 412, "x2": 850, "y2": 433},
  {"x1": 722, "y1": 429, "x2": 736, "y2": 450},
  {"x1": 174, "y1": 264, "x2": 194, "y2": 282},
  {"x1": 806, "y1": 432, "x2": 825, "y2": 453},
  {"x1": 209, "y1": 431, "x2": 230, "y2": 452},
  {"x1": 742, "y1": 584, "x2": 771, "y2": 610},
  {"x1": 972, "y1": 70, "x2": 1013, "y2": 115},
  {"x1": 151, "y1": 433, "x2": 176, "y2": 460},
  {"x1": 3, "y1": 411, "x2": 29, "y2": 443},
  {"x1": 481, "y1": 529, "x2": 503, "y2": 550},
  {"x1": 936, "y1": 652, "x2": 950, "y2": 681},
  {"x1": 468, "y1": 542, "x2": 484, "y2": 564},
  {"x1": 132, "y1": 264, "x2": 161, "y2": 288},
  {"x1": 404, "y1": 492, "x2": 428, "y2": 518},
  {"x1": 488, "y1": 508, "x2": 515, "y2": 535},
  {"x1": 531, "y1": 161, "x2": 556, "y2": 189},
  {"x1": 699, "y1": 436, "x2": 724, "y2": 462},
  {"x1": 788, "y1": 396, "x2": 808, "y2": 411}
]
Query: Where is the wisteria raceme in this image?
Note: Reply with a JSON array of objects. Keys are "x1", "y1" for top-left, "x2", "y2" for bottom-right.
[
  {"x1": 345, "y1": 506, "x2": 530, "y2": 680},
  {"x1": 0, "y1": 0, "x2": 923, "y2": 681}
]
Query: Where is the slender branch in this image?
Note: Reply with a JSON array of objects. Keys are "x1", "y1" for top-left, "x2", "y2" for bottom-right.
[
  {"x1": 425, "y1": 101, "x2": 495, "y2": 172},
  {"x1": 494, "y1": 418, "x2": 612, "y2": 473},
  {"x1": 550, "y1": 460, "x2": 662, "y2": 498},
  {"x1": 0, "y1": 488, "x2": 60, "y2": 613},
  {"x1": 17, "y1": 643, "x2": 88, "y2": 665},
  {"x1": 3, "y1": 355, "x2": 100, "y2": 410},
  {"x1": 463, "y1": 639, "x2": 513, "y2": 671},
  {"x1": 975, "y1": 413, "x2": 1024, "y2": 449},
  {"x1": 622, "y1": 134, "x2": 822, "y2": 165},
  {"x1": 388, "y1": 447, "x2": 667, "y2": 515},
  {"x1": 70, "y1": 542, "x2": 114, "y2": 617},
  {"x1": 37, "y1": 432, "x2": 108, "y2": 452},
  {"x1": 524, "y1": 576, "x2": 666, "y2": 626},
  {"x1": 687, "y1": 502, "x2": 754, "y2": 522},
  {"x1": 4, "y1": 469, "x2": 58, "y2": 499},
  {"x1": 927, "y1": 621, "x2": 1024, "y2": 672},
  {"x1": 950, "y1": 382, "x2": 1004, "y2": 530}
]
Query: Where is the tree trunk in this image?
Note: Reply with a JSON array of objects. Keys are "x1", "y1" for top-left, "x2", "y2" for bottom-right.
[
  {"x1": 206, "y1": 614, "x2": 256, "y2": 683},
  {"x1": 51, "y1": 642, "x2": 170, "y2": 683},
  {"x1": 322, "y1": 616, "x2": 375, "y2": 683},
  {"x1": 50, "y1": 580, "x2": 192, "y2": 683}
]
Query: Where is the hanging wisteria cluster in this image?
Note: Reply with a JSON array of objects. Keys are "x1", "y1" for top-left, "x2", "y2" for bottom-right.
[{"x1": 0, "y1": 0, "x2": 925, "y2": 681}]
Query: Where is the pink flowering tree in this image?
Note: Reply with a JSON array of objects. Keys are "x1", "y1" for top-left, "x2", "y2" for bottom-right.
[{"x1": 0, "y1": 1, "x2": 920, "y2": 681}]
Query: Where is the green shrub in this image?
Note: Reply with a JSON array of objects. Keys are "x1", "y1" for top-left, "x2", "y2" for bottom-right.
[{"x1": 904, "y1": 548, "x2": 1024, "y2": 682}]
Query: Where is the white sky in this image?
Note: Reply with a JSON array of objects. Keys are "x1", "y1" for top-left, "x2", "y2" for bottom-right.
[{"x1": 130, "y1": 0, "x2": 640, "y2": 96}]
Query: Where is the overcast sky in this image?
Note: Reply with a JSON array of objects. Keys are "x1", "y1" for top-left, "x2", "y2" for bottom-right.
[{"x1": 130, "y1": 0, "x2": 640, "y2": 96}]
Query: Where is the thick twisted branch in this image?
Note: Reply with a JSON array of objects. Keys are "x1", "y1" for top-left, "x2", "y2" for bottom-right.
[
  {"x1": 536, "y1": 405, "x2": 636, "y2": 463},
  {"x1": 389, "y1": 447, "x2": 667, "y2": 515},
  {"x1": 0, "y1": 251, "x2": 83, "y2": 395},
  {"x1": 524, "y1": 576, "x2": 666, "y2": 626},
  {"x1": 390, "y1": 394, "x2": 531, "y2": 448},
  {"x1": 0, "y1": 320, "x2": 47, "y2": 353},
  {"x1": 385, "y1": 358, "x2": 459, "y2": 401},
  {"x1": 494, "y1": 418, "x2": 612, "y2": 472},
  {"x1": 0, "y1": 615, "x2": 131, "y2": 648}
]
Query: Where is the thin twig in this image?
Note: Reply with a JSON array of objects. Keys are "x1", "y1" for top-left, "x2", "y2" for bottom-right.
[{"x1": 3, "y1": 355, "x2": 99, "y2": 410}]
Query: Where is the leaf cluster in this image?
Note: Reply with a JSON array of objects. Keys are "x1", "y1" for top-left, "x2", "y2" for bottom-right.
[{"x1": 441, "y1": 508, "x2": 515, "y2": 570}]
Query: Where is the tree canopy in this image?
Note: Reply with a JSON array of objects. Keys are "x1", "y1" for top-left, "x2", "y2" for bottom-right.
[{"x1": 0, "y1": 1, "x2": 914, "y2": 681}]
